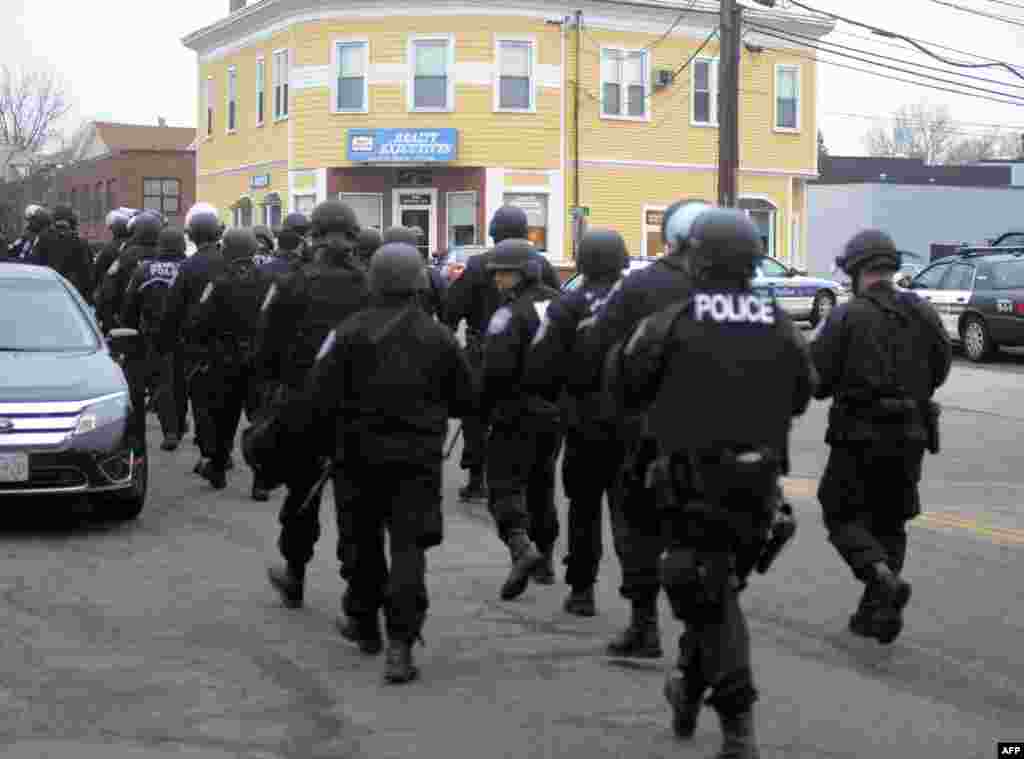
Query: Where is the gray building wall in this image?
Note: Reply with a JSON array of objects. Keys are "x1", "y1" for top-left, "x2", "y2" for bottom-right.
[{"x1": 807, "y1": 183, "x2": 1024, "y2": 278}]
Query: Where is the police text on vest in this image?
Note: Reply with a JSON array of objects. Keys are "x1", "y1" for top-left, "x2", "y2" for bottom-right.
[{"x1": 694, "y1": 293, "x2": 775, "y2": 324}]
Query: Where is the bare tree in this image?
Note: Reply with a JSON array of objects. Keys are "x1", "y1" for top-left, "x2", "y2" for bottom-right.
[
  {"x1": 863, "y1": 101, "x2": 955, "y2": 164},
  {"x1": 0, "y1": 66, "x2": 71, "y2": 178}
]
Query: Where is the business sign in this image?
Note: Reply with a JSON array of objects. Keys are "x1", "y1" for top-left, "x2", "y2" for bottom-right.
[
  {"x1": 399, "y1": 193, "x2": 432, "y2": 206},
  {"x1": 250, "y1": 174, "x2": 270, "y2": 189},
  {"x1": 347, "y1": 128, "x2": 458, "y2": 163}
]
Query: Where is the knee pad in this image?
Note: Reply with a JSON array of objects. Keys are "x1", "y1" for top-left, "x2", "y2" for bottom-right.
[{"x1": 707, "y1": 668, "x2": 758, "y2": 715}]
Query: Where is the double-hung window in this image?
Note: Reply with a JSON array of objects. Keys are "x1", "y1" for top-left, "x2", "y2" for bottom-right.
[
  {"x1": 601, "y1": 48, "x2": 647, "y2": 119},
  {"x1": 227, "y1": 66, "x2": 238, "y2": 132},
  {"x1": 273, "y1": 49, "x2": 289, "y2": 120},
  {"x1": 692, "y1": 58, "x2": 718, "y2": 126},
  {"x1": 144, "y1": 179, "x2": 181, "y2": 217},
  {"x1": 411, "y1": 37, "x2": 453, "y2": 111},
  {"x1": 334, "y1": 41, "x2": 368, "y2": 112},
  {"x1": 256, "y1": 58, "x2": 265, "y2": 125},
  {"x1": 496, "y1": 39, "x2": 534, "y2": 111},
  {"x1": 775, "y1": 64, "x2": 800, "y2": 131},
  {"x1": 205, "y1": 76, "x2": 214, "y2": 137}
]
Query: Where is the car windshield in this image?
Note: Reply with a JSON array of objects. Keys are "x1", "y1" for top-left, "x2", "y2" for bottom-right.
[{"x1": 0, "y1": 277, "x2": 99, "y2": 352}]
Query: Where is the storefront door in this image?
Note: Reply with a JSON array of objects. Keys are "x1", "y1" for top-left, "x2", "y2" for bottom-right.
[{"x1": 393, "y1": 189, "x2": 437, "y2": 260}]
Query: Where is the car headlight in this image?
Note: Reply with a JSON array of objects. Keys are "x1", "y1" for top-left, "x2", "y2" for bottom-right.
[{"x1": 74, "y1": 392, "x2": 130, "y2": 436}]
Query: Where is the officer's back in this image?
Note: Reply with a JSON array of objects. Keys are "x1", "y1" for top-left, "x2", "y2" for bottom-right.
[
  {"x1": 122, "y1": 227, "x2": 188, "y2": 334},
  {"x1": 98, "y1": 212, "x2": 163, "y2": 327},
  {"x1": 33, "y1": 204, "x2": 93, "y2": 301},
  {"x1": 192, "y1": 228, "x2": 271, "y2": 347},
  {"x1": 258, "y1": 227, "x2": 305, "y2": 277}
]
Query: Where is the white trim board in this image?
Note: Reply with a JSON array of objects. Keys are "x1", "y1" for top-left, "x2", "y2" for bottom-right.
[{"x1": 574, "y1": 158, "x2": 817, "y2": 177}]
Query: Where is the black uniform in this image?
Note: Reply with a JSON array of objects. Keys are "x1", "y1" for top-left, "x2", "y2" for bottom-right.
[
  {"x1": 257, "y1": 238, "x2": 369, "y2": 569},
  {"x1": 33, "y1": 223, "x2": 94, "y2": 302},
  {"x1": 7, "y1": 228, "x2": 41, "y2": 262},
  {"x1": 121, "y1": 246, "x2": 188, "y2": 444},
  {"x1": 97, "y1": 242, "x2": 152, "y2": 330},
  {"x1": 93, "y1": 239, "x2": 126, "y2": 302},
  {"x1": 812, "y1": 281, "x2": 950, "y2": 637}
]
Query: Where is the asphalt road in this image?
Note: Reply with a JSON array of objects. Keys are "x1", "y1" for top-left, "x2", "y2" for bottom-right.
[{"x1": 0, "y1": 354, "x2": 1021, "y2": 759}]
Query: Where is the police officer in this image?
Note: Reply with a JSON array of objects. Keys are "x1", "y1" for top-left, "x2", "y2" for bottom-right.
[
  {"x1": 478, "y1": 238, "x2": 563, "y2": 600},
  {"x1": 382, "y1": 225, "x2": 447, "y2": 319},
  {"x1": 282, "y1": 211, "x2": 312, "y2": 263},
  {"x1": 812, "y1": 230, "x2": 951, "y2": 644},
  {"x1": 160, "y1": 203, "x2": 226, "y2": 475},
  {"x1": 32, "y1": 204, "x2": 94, "y2": 302},
  {"x1": 7, "y1": 204, "x2": 51, "y2": 262},
  {"x1": 252, "y1": 226, "x2": 276, "y2": 266},
  {"x1": 444, "y1": 206, "x2": 562, "y2": 503},
  {"x1": 609, "y1": 208, "x2": 815, "y2": 758},
  {"x1": 97, "y1": 211, "x2": 164, "y2": 330},
  {"x1": 580, "y1": 198, "x2": 712, "y2": 659},
  {"x1": 121, "y1": 226, "x2": 189, "y2": 451},
  {"x1": 94, "y1": 209, "x2": 137, "y2": 306},
  {"x1": 189, "y1": 228, "x2": 275, "y2": 490},
  {"x1": 255, "y1": 226, "x2": 304, "y2": 278},
  {"x1": 263, "y1": 200, "x2": 369, "y2": 606},
  {"x1": 355, "y1": 227, "x2": 383, "y2": 270},
  {"x1": 523, "y1": 228, "x2": 629, "y2": 616}
]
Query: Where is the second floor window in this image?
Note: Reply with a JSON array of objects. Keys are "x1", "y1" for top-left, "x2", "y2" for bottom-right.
[
  {"x1": 273, "y1": 50, "x2": 289, "y2": 120},
  {"x1": 336, "y1": 41, "x2": 368, "y2": 112},
  {"x1": 692, "y1": 58, "x2": 718, "y2": 126},
  {"x1": 601, "y1": 48, "x2": 647, "y2": 118},
  {"x1": 775, "y1": 65, "x2": 800, "y2": 130},
  {"x1": 256, "y1": 58, "x2": 265, "y2": 125},
  {"x1": 144, "y1": 179, "x2": 181, "y2": 217},
  {"x1": 227, "y1": 66, "x2": 238, "y2": 132},
  {"x1": 498, "y1": 40, "x2": 533, "y2": 111},
  {"x1": 412, "y1": 38, "x2": 451, "y2": 110}
]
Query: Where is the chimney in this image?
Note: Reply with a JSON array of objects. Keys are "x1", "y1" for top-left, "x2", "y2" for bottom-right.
[
  {"x1": 158, "y1": 117, "x2": 167, "y2": 127},
  {"x1": 230, "y1": 0, "x2": 246, "y2": 12}
]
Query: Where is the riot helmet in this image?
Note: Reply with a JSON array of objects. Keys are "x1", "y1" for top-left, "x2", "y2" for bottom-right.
[
  {"x1": 128, "y1": 211, "x2": 163, "y2": 246},
  {"x1": 310, "y1": 200, "x2": 359, "y2": 240},
  {"x1": 106, "y1": 208, "x2": 136, "y2": 239},
  {"x1": 158, "y1": 227, "x2": 187, "y2": 257},
  {"x1": 368, "y1": 242, "x2": 429, "y2": 295},
  {"x1": 577, "y1": 228, "x2": 628, "y2": 280},
  {"x1": 221, "y1": 227, "x2": 258, "y2": 262},
  {"x1": 185, "y1": 202, "x2": 223, "y2": 245},
  {"x1": 836, "y1": 229, "x2": 901, "y2": 278},
  {"x1": 662, "y1": 198, "x2": 713, "y2": 255},
  {"x1": 357, "y1": 228, "x2": 384, "y2": 258},
  {"x1": 283, "y1": 212, "x2": 310, "y2": 238},
  {"x1": 253, "y1": 225, "x2": 275, "y2": 252},
  {"x1": 687, "y1": 207, "x2": 762, "y2": 286},
  {"x1": 487, "y1": 238, "x2": 538, "y2": 280},
  {"x1": 277, "y1": 227, "x2": 302, "y2": 252},
  {"x1": 52, "y1": 204, "x2": 77, "y2": 229},
  {"x1": 488, "y1": 205, "x2": 529, "y2": 244},
  {"x1": 382, "y1": 225, "x2": 420, "y2": 247},
  {"x1": 24, "y1": 204, "x2": 51, "y2": 234}
]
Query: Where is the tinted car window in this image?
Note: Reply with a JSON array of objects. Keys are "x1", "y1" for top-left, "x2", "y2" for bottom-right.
[
  {"x1": 0, "y1": 278, "x2": 99, "y2": 351},
  {"x1": 913, "y1": 263, "x2": 950, "y2": 289},
  {"x1": 941, "y1": 264, "x2": 975, "y2": 291},
  {"x1": 988, "y1": 259, "x2": 1024, "y2": 290},
  {"x1": 756, "y1": 257, "x2": 789, "y2": 278}
]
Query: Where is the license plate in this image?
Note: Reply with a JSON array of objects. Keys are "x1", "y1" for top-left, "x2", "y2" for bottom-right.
[{"x1": 0, "y1": 452, "x2": 29, "y2": 483}]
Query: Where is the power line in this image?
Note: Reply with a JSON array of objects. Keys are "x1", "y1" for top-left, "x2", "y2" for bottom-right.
[
  {"x1": 930, "y1": 0, "x2": 1024, "y2": 28},
  {"x1": 827, "y1": 25, "x2": 1024, "y2": 69},
  {"x1": 822, "y1": 110, "x2": 1024, "y2": 131},
  {"x1": 977, "y1": 0, "x2": 1024, "y2": 10}
]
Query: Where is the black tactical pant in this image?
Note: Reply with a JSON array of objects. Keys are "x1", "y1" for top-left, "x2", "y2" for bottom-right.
[
  {"x1": 818, "y1": 442, "x2": 924, "y2": 583},
  {"x1": 206, "y1": 358, "x2": 261, "y2": 471},
  {"x1": 122, "y1": 353, "x2": 149, "y2": 449},
  {"x1": 561, "y1": 425, "x2": 624, "y2": 590},
  {"x1": 487, "y1": 420, "x2": 561, "y2": 554},
  {"x1": 277, "y1": 465, "x2": 332, "y2": 569},
  {"x1": 610, "y1": 437, "x2": 664, "y2": 606},
  {"x1": 459, "y1": 339, "x2": 488, "y2": 475},
  {"x1": 661, "y1": 503, "x2": 768, "y2": 718},
  {"x1": 340, "y1": 462, "x2": 440, "y2": 643},
  {"x1": 169, "y1": 346, "x2": 188, "y2": 438},
  {"x1": 186, "y1": 354, "x2": 217, "y2": 459}
]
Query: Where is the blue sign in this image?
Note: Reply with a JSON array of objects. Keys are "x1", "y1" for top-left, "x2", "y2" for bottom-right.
[{"x1": 347, "y1": 128, "x2": 458, "y2": 163}]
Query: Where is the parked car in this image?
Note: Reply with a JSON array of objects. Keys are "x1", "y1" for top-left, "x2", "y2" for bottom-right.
[
  {"x1": 906, "y1": 246, "x2": 1024, "y2": 362},
  {"x1": 562, "y1": 255, "x2": 849, "y2": 326},
  {"x1": 434, "y1": 244, "x2": 488, "y2": 283},
  {"x1": 0, "y1": 263, "x2": 147, "y2": 518},
  {"x1": 988, "y1": 231, "x2": 1024, "y2": 248},
  {"x1": 894, "y1": 263, "x2": 925, "y2": 288}
]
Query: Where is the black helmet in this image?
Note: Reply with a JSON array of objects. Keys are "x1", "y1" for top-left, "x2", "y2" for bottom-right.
[
  {"x1": 277, "y1": 227, "x2": 302, "y2": 252},
  {"x1": 381, "y1": 225, "x2": 420, "y2": 247},
  {"x1": 185, "y1": 202, "x2": 223, "y2": 244},
  {"x1": 128, "y1": 211, "x2": 163, "y2": 245},
  {"x1": 369, "y1": 242, "x2": 429, "y2": 295},
  {"x1": 487, "y1": 238, "x2": 538, "y2": 280},
  {"x1": 489, "y1": 205, "x2": 529, "y2": 243},
  {"x1": 106, "y1": 208, "x2": 135, "y2": 239},
  {"x1": 578, "y1": 228, "x2": 628, "y2": 280},
  {"x1": 311, "y1": 200, "x2": 359, "y2": 239},
  {"x1": 221, "y1": 227, "x2": 258, "y2": 262},
  {"x1": 688, "y1": 208, "x2": 762, "y2": 283},
  {"x1": 357, "y1": 227, "x2": 383, "y2": 257},
  {"x1": 158, "y1": 227, "x2": 187, "y2": 256},
  {"x1": 283, "y1": 212, "x2": 310, "y2": 237},
  {"x1": 836, "y1": 229, "x2": 901, "y2": 277},
  {"x1": 252, "y1": 225, "x2": 275, "y2": 251},
  {"x1": 662, "y1": 198, "x2": 714, "y2": 251},
  {"x1": 52, "y1": 204, "x2": 77, "y2": 229},
  {"x1": 24, "y1": 204, "x2": 51, "y2": 233}
]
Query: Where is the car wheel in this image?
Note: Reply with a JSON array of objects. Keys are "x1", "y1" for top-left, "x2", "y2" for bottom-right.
[
  {"x1": 962, "y1": 316, "x2": 995, "y2": 362},
  {"x1": 809, "y1": 291, "x2": 836, "y2": 327},
  {"x1": 95, "y1": 447, "x2": 148, "y2": 521}
]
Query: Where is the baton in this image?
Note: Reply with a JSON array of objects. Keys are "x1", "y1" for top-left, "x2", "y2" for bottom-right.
[
  {"x1": 444, "y1": 423, "x2": 463, "y2": 460},
  {"x1": 296, "y1": 460, "x2": 333, "y2": 517}
]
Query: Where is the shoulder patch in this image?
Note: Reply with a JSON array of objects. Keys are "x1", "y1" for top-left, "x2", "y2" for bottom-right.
[
  {"x1": 261, "y1": 282, "x2": 278, "y2": 312},
  {"x1": 487, "y1": 306, "x2": 513, "y2": 336},
  {"x1": 199, "y1": 282, "x2": 215, "y2": 304},
  {"x1": 533, "y1": 299, "x2": 551, "y2": 322},
  {"x1": 315, "y1": 329, "x2": 337, "y2": 362}
]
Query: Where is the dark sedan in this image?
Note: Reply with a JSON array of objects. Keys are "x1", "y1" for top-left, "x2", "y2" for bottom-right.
[{"x1": 0, "y1": 263, "x2": 147, "y2": 518}]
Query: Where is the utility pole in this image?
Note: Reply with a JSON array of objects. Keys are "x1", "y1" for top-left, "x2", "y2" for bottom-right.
[{"x1": 717, "y1": 0, "x2": 742, "y2": 208}]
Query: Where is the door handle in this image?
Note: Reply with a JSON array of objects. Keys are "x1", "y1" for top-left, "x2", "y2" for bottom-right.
[{"x1": 955, "y1": 298, "x2": 967, "y2": 303}]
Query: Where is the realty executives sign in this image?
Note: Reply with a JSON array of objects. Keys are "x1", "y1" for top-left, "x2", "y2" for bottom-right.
[{"x1": 347, "y1": 128, "x2": 458, "y2": 163}]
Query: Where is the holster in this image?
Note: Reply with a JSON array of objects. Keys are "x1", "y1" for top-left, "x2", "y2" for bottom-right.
[
  {"x1": 688, "y1": 447, "x2": 781, "y2": 512},
  {"x1": 755, "y1": 496, "x2": 797, "y2": 574}
]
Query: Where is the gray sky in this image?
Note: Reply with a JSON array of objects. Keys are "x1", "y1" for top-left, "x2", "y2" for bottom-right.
[{"x1": 4, "y1": 0, "x2": 1024, "y2": 156}]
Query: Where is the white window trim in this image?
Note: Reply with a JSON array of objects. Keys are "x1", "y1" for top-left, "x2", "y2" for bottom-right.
[
  {"x1": 226, "y1": 65, "x2": 238, "y2": 134},
  {"x1": 339, "y1": 192, "x2": 383, "y2": 230},
  {"x1": 262, "y1": 201, "x2": 282, "y2": 227},
  {"x1": 641, "y1": 204, "x2": 667, "y2": 258},
  {"x1": 599, "y1": 46, "x2": 651, "y2": 122},
  {"x1": 331, "y1": 38, "x2": 371, "y2": 115},
  {"x1": 446, "y1": 190, "x2": 479, "y2": 246},
  {"x1": 690, "y1": 56, "x2": 719, "y2": 128},
  {"x1": 493, "y1": 35, "x2": 537, "y2": 114},
  {"x1": 204, "y1": 75, "x2": 214, "y2": 141},
  {"x1": 773, "y1": 63, "x2": 801, "y2": 133},
  {"x1": 739, "y1": 195, "x2": 777, "y2": 259},
  {"x1": 407, "y1": 34, "x2": 456, "y2": 113},
  {"x1": 272, "y1": 47, "x2": 290, "y2": 123},
  {"x1": 293, "y1": 193, "x2": 317, "y2": 215},
  {"x1": 255, "y1": 57, "x2": 266, "y2": 127}
]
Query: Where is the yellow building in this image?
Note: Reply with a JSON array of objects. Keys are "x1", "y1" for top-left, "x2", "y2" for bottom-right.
[{"x1": 183, "y1": 1, "x2": 832, "y2": 267}]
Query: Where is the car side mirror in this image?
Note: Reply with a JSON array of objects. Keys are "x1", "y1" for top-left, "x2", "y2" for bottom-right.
[{"x1": 107, "y1": 327, "x2": 141, "y2": 358}]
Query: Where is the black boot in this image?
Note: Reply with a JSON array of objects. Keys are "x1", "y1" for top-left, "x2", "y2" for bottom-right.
[
  {"x1": 532, "y1": 547, "x2": 556, "y2": 585},
  {"x1": 201, "y1": 462, "x2": 227, "y2": 490},
  {"x1": 607, "y1": 602, "x2": 662, "y2": 658},
  {"x1": 500, "y1": 529, "x2": 544, "y2": 600},
  {"x1": 458, "y1": 469, "x2": 487, "y2": 502},
  {"x1": 384, "y1": 640, "x2": 420, "y2": 684},
  {"x1": 337, "y1": 615, "x2": 384, "y2": 655},
  {"x1": 563, "y1": 586, "x2": 597, "y2": 617},
  {"x1": 715, "y1": 710, "x2": 759, "y2": 759},
  {"x1": 267, "y1": 564, "x2": 305, "y2": 608},
  {"x1": 664, "y1": 671, "x2": 704, "y2": 739},
  {"x1": 193, "y1": 456, "x2": 209, "y2": 476},
  {"x1": 870, "y1": 563, "x2": 912, "y2": 644},
  {"x1": 161, "y1": 435, "x2": 180, "y2": 452},
  {"x1": 251, "y1": 483, "x2": 270, "y2": 502},
  {"x1": 848, "y1": 584, "x2": 878, "y2": 638}
]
